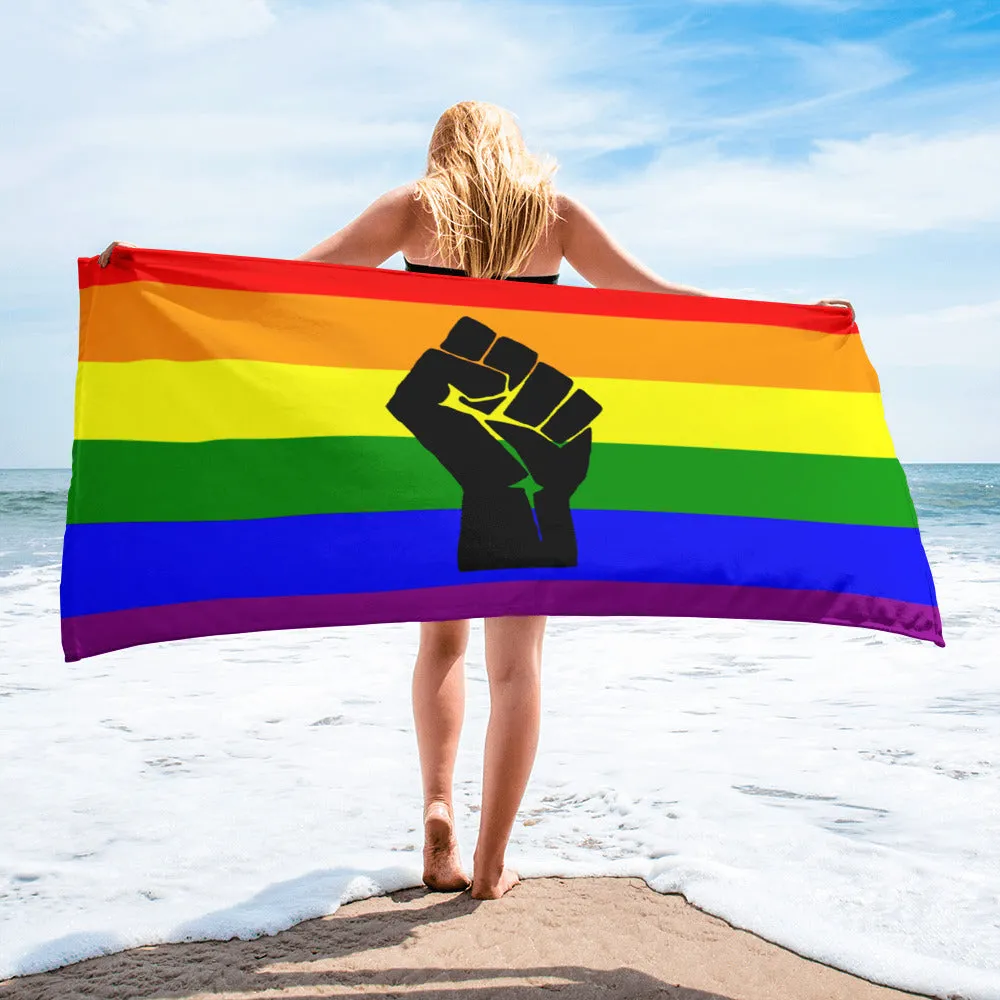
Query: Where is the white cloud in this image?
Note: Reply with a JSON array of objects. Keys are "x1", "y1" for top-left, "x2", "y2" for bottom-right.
[
  {"x1": 0, "y1": 0, "x2": 680, "y2": 258},
  {"x1": 5, "y1": 1, "x2": 993, "y2": 266},
  {"x1": 688, "y1": 0, "x2": 866, "y2": 8},
  {"x1": 576, "y1": 129, "x2": 1000, "y2": 266},
  {"x1": 73, "y1": 0, "x2": 275, "y2": 48},
  {"x1": 778, "y1": 39, "x2": 908, "y2": 103},
  {"x1": 863, "y1": 299, "x2": 1000, "y2": 369}
]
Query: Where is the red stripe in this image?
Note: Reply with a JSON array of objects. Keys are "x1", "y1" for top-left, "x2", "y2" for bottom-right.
[{"x1": 80, "y1": 247, "x2": 858, "y2": 334}]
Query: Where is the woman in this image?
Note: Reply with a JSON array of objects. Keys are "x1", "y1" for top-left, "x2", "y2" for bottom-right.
[{"x1": 100, "y1": 100, "x2": 851, "y2": 902}]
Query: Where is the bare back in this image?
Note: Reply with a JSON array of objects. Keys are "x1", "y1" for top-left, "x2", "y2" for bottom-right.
[
  {"x1": 298, "y1": 182, "x2": 706, "y2": 296},
  {"x1": 400, "y1": 185, "x2": 564, "y2": 278}
]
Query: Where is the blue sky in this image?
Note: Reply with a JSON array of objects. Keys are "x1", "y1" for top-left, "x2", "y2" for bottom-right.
[{"x1": 2, "y1": 0, "x2": 998, "y2": 465}]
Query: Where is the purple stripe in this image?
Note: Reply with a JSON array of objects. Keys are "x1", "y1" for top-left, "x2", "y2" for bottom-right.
[{"x1": 61, "y1": 582, "x2": 944, "y2": 660}]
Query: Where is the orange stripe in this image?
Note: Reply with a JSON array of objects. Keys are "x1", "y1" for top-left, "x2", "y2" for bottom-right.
[{"x1": 79, "y1": 282, "x2": 878, "y2": 392}]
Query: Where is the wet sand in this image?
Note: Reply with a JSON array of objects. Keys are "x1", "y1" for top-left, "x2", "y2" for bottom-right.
[{"x1": 0, "y1": 876, "x2": 935, "y2": 999}]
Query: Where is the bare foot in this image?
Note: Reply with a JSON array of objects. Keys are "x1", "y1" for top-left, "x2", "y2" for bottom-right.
[
  {"x1": 422, "y1": 801, "x2": 471, "y2": 892},
  {"x1": 470, "y1": 865, "x2": 520, "y2": 899}
]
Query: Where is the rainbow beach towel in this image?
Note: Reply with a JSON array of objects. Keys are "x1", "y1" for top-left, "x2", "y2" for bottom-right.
[{"x1": 60, "y1": 247, "x2": 943, "y2": 660}]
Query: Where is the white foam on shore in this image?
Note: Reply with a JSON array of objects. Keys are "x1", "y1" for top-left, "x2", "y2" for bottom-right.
[{"x1": 2, "y1": 548, "x2": 999, "y2": 998}]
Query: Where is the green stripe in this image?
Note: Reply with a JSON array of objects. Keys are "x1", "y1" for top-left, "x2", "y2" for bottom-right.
[{"x1": 68, "y1": 437, "x2": 918, "y2": 528}]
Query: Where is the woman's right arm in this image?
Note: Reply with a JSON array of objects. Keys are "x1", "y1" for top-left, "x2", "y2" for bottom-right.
[{"x1": 558, "y1": 194, "x2": 709, "y2": 296}]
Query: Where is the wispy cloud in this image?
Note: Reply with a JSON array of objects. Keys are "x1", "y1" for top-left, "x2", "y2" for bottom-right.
[
  {"x1": 864, "y1": 299, "x2": 1000, "y2": 368},
  {"x1": 687, "y1": 0, "x2": 866, "y2": 9},
  {"x1": 574, "y1": 129, "x2": 1000, "y2": 265},
  {"x1": 0, "y1": 0, "x2": 688, "y2": 257},
  {"x1": 73, "y1": 0, "x2": 275, "y2": 47},
  {"x1": 5, "y1": 2, "x2": 992, "y2": 261}
]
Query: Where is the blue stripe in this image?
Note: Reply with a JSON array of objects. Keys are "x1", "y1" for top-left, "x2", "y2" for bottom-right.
[{"x1": 60, "y1": 509, "x2": 938, "y2": 617}]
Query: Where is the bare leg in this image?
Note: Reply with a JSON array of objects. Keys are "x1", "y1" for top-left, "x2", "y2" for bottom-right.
[
  {"x1": 412, "y1": 619, "x2": 471, "y2": 891},
  {"x1": 472, "y1": 615, "x2": 546, "y2": 899}
]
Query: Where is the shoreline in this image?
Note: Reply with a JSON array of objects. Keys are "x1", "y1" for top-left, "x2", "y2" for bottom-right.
[{"x1": 0, "y1": 876, "x2": 935, "y2": 1000}]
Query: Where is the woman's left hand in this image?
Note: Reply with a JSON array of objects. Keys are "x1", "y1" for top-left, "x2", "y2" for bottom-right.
[{"x1": 816, "y1": 298, "x2": 855, "y2": 322}]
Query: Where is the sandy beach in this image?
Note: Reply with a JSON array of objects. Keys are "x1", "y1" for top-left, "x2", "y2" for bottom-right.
[{"x1": 0, "y1": 876, "x2": 935, "y2": 999}]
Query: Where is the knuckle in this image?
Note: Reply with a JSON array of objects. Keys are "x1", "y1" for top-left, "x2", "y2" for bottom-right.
[
  {"x1": 440, "y1": 316, "x2": 496, "y2": 361},
  {"x1": 503, "y1": 362, "x2": 573, "y2": 426}
]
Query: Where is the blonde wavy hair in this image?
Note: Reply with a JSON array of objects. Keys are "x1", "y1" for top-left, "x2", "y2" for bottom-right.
[{"x1": 414, "y1": 101, "x2": 560, "y2": 279}]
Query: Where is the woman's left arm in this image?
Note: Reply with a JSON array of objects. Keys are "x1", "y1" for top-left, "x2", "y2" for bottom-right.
[{"x1": 297, "y1": 184, "x2": 414, "y2": 266}]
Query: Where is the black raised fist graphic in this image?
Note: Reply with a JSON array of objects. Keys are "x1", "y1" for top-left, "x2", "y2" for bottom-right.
[{"x1": 387, "y1": 316, "x2": 603, "y2": 571}]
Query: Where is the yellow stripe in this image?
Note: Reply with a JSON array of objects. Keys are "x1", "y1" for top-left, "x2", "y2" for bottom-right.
[{"x1": 75, "y1": 360, "x2": 895, "y2": 457}]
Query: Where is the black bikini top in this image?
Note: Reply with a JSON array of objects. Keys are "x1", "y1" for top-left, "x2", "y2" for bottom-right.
[{"x1": 404, "y1": 257, "x2": 559, "y2": 284}]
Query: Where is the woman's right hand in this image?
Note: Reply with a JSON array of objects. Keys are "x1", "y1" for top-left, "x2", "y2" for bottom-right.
[{"x1": 99, "y1": 241, "x2": 137, "y2": 268}]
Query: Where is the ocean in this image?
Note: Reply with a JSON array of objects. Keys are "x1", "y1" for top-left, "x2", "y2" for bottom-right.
[{"x1": 1, "y1": 465, "x2": 998, "y2": 997}]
